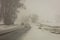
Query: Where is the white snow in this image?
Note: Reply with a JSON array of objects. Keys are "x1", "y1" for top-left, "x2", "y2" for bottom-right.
[{"x1": 17, "y1": 24, "x2": 60, "y2": 40}]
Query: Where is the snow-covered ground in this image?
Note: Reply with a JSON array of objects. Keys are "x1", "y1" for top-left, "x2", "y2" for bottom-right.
[{"x1": 18, "y1": 24, "x2": 60, "y2": 40}]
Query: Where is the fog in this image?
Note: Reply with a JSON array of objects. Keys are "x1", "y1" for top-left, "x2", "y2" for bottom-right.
[
  {"x1": 0, "y1": 0, "x2": 60, "y2": 26},
  {"x1": 21, "y1": 0, "x2": 60, "y2": 26},
  {"x1": 0, "y1": 0, "x2": 60, "y2": 40}
]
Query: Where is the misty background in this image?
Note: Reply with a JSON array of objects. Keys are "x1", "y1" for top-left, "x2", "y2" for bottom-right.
[
  {"x1": 16, "y1": 0, "x2": 60, "y2": 26},
  {"x1": 0, "y1": 0, "x2": 60, "y2": 40},
  {"x1": 0, "y1": 0, "x2": 60, "y2": 26}
]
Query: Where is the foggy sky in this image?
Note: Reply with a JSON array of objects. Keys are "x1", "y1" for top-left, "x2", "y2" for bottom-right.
[{"x1": 24, "y1": 0, "x2": 60, "y2": 26}]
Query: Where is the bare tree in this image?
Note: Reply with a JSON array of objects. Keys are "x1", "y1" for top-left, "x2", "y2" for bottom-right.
[{"x1": 0, "y1": 0, "x2": 24, "y2": 25}]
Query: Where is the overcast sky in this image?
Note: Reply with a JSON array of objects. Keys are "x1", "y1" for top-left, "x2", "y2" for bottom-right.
[{"x1": 24, "y1": 0, "x2": 60, "y2": 26}]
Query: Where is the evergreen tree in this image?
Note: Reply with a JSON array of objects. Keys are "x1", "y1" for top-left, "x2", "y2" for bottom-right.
[{"x1": 0, "y1": 0, "x2": 24, "y2": 25}]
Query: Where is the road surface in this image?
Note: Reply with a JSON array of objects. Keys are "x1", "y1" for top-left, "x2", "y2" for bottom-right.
[
  {"x1": 0, "y1": 24, "x2": 60, "y2": 40},
  {"x1": 18, "y1": 24, "x2": 60, "y2": 40}
]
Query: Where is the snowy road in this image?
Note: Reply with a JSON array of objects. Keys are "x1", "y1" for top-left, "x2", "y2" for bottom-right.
[
  {"x1": 18, "y1": 24, "x2": 60, "y2": 40},
  {"x1": 0, "y1": 24, "x2": 60, "y2": 40}
]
